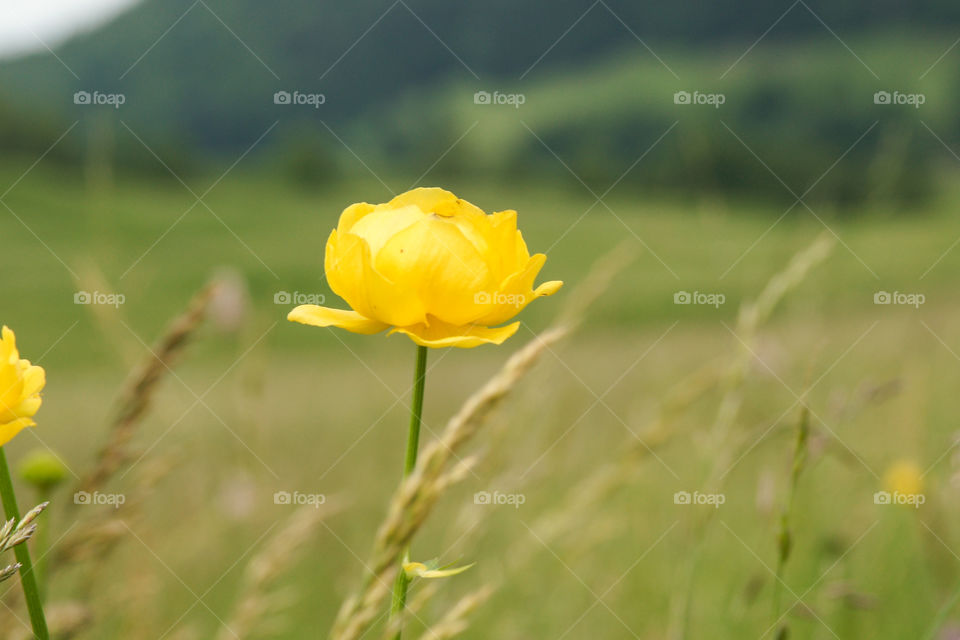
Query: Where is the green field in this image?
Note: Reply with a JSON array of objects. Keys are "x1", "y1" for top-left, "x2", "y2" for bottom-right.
[{"x1": 1, "y1": 158, "x2": 960, "y2": 638}]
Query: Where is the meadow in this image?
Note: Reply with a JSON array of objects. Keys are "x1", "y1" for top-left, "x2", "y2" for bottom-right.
[{"x1": 1, "y1": 157, "x2": 959, "y2": 638}]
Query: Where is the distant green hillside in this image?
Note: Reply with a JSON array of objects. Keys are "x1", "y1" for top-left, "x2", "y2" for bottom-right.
[
  {"x1": 366, "y1": 33, "x2": 960, "y2": 207},
  {"x1": 2, "y1": 0, "x2": 960, "y2": 150},
  {"x1": 1, "y1": 2, "x2": 959, "y2": 206}
]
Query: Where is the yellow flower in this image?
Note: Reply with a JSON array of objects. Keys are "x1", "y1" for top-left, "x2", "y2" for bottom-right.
[
  {"x1": 288, "y1": 187, "x2": 563, "y2": 348},
  {"x1": 0, "y1": 327, "x2": 46, "y2": 447},
  {"x1": 883, "y1": 460, "x2": 924, "y2": 498}
]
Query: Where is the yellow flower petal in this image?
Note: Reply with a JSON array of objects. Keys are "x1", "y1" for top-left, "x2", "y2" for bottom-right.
[
  {"x1": 385, "y1": 188, "x2": 496, "y2": 256},
  {"x1": 387, "y1": 187, "x2": 467, "y2": 217},
  {"x1": 476, "y1": 254, "x2": 564, "y2": 326},
  {"x1": 349, "y1": 205, "x2": 424, "y2": 255},
  {"x1": 287, "y1": 305, "x2": 389, "y2": 335},
  {"x1": 1, "y1": 326, "x2": 16, "y2": 362},
  {"x1": 21, "y1": 364, "x2": 45, "y2": 398},
  {"x1": 13, "y1": 396, "x2": 41, "y2": 419},
  {"x1": 326, "y1": 230, "x2": 427, "y2": 327},
  {"x1": 376, "y1": 216, "x2": 493, "y2": 326},
  {"x1": 337, "y1": 202, "x2": 375, "y2": 234},
  {"x1": 0, "y1": 327, "x2": 45, "y2": 445},
  {"x1": 0, "y1": 418, "x2": 35, "y2": 448},
  {"x1": 534, "y1": 280, "x2": 564, "y2": 297},
  {"x1": 486, "y1": 210, "x2": 528, "y2": 281},
  {"x1": 390, "y1": 319, "x2": 520, "y2": 349},
  {"x1": 0, "y1": 376, "x2": 24, "y2": 418}
]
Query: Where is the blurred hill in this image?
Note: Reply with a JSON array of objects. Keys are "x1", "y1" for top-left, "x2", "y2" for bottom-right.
[
  {"x1": 372, "y1": 33, "x2": 960, "y2": 206},
  {"x1": 1, "y1": 0, "x2": 959, "y2": 206}
]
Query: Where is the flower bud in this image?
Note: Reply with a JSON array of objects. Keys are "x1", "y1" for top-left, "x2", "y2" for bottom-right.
[{"x1": 18, "y1": 450, "x2": 67, "y2": 492}]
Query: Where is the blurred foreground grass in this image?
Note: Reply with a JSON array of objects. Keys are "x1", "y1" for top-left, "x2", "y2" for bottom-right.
[{"x1": 0, "y1": 161, "x2": 959, "y2": 638}]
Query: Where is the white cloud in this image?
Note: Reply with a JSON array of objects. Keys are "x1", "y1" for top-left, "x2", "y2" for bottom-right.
[{"x1": 0, "y1": 0, "x2": 139, "y2": 58}]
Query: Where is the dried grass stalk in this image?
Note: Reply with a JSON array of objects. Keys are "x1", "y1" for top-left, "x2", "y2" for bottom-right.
[
  {"x1": 0, "y1": 502, "x2": 47, "y2": 558},
  {"x1": 55, "y1": 457, "x2": 173, "y2": 571},
  {"x1": 218, "y1": 501, "x2": 340, "y2": 640},
  {"x1": 0, "y1": 502, "x2": 48, "y2": 593},
  {"x1": 712, "y1": 232, "x2": 835, "y2": 445},
  {"x1": 75, "y1": 282, "x2": 215, "y2": 496},
  {"x1": 6, "y1": 601, "x2": 92, "y2": 640},
  {"x1": 668, "y1": 233, "x2": 835, "y2": 639},
  {"x1": 414, "y1": 586, "x2": 493, "y2": 640}
]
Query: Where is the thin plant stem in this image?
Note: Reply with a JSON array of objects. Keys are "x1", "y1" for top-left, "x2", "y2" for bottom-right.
[
  {"x1": 35, "y1": 487, "x2": 51, "y2": 603},
  {"x1": 772, "y1": 406, "x2": 809, "y2": 635},
  {"x1": 389, "y1": 345, "x2": 428, "y2": 639},
  {"x1": 0, "y1": 447, "x2": 49, "y2": 639}
]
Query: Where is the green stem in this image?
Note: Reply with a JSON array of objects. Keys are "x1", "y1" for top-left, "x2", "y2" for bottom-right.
[
  {"x1": 35, "y1": 488, "x2": 50, "y2": 603},
  {"x1": 771, "y1": 407, "x2": 809, "y2": 635},
  {"x1": 389, "y1": 345, "x2": 428, "y2": 639},
  {"x1": 0, "y1": 447, "x2": 49, "y2": 640}
]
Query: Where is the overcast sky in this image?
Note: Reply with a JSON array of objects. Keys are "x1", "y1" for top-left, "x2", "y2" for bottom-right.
[{"x1": 0, "y1": 0, "x2": 139, "y2": 58}]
